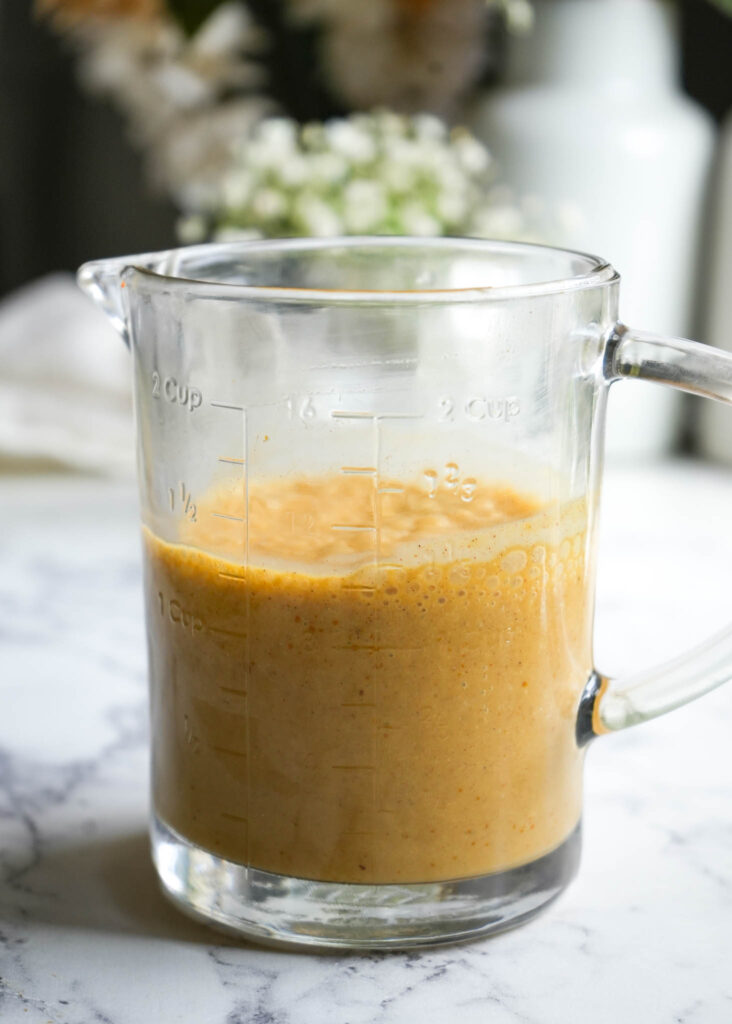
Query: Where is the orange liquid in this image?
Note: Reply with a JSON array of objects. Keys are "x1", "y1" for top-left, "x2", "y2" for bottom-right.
[{"x1": 144, "y1": 475, "x2": 591, "y2": 884}]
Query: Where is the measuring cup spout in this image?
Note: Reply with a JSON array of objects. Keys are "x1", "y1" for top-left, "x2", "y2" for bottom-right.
[{"x1": 77, "y1": 248, "x2": 175, "y2": 346}]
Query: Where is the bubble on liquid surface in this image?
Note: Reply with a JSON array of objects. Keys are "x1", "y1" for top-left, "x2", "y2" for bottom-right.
[
  {"x1": 501, "y1": 549, "x2": 527, "y2": 574},
  {"x1": 449, "y1": 563, "x2": 471, "y2": 584}
]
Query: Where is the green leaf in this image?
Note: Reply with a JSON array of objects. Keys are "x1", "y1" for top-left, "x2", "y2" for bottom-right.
[{"x1": 166, "y1": 0, "x2": 227, "y2": 36}]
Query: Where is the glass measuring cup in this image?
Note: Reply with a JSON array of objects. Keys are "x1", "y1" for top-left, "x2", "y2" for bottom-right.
[{"x1": 79, "y1": 237, "x2": 732, "y2": 950}]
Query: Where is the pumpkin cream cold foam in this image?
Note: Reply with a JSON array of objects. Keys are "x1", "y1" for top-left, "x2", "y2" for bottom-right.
[{"x1": 143, "y1": 473, "x2": 592, "y2": 885}]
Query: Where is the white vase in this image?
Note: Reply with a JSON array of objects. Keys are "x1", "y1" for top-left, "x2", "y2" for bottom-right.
[
  {"x1": 471, "y1": 0, "x2": 715, "y2": 460},
  {"x1": 699, "y1": 111, "x2": 732, "y2": 464}
]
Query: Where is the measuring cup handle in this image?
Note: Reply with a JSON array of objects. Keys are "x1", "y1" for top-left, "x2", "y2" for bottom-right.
[{"x1": 577, "y1": 323, "x2": 732, "y2": 743}]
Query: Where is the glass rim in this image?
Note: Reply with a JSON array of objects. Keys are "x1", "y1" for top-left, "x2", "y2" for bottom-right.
[{"x1": 119, "y1": 236, "x2": 619, "y2": 304}]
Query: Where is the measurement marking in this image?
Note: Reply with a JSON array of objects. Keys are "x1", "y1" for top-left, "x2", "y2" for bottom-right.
[
  {"x1": 212, "y1": 512, "x2": 246, "y2": 522},
  {"x1": 209, "y1": 625, "x2": 247, "y2": 638},
  {"x1": 310, "y1": 357, "x2": 416, "y2": 371},
  {"x1": 331, "y1": 410, "x2": 376, "y2": 420},
  {"x1": 340, "y1": 466, "x2": 377, "y2": 476},
  {"x1": 218, "y1": 456, "x2": 246, "y2": 465},
  {"x1": 169, "y1": 481, "x2": 197, "y2": 522},
  {"x1": 331, "y1": 411, "x2": 423, "y2": 421},
  {"x1": 341, "y1": 584, "x2": 375, "y2": 592},
  {"x1": 333, "y1": 644, "x2": 378, "y2": 652},
  {"x1": 213, "y1": 745, "x2": 247, "y2": 758},
  {"x1": 331, "y1": 765, "x2": 375, "y2": 771},
  {"x1": 331, "y1": 523, "x2": 376, "y2": 532},
  {"x1": 342, "y1": 831, "x2": 376, "y2": 837},
  {"x1": 377, "y1": 563, "x2": 406, "y2": 572},
  {"x1": 220, "y1": 686, "x2": 247, "y2": 696},
  {"x1": 220, "y1": 812, "x2": 248, "y2": 823},
  {"x1": 211, "y1": 401, "x2": 245, "y2": 411},
  {"x1": 340, "y1": 702, "x2": 376, "y2": 708},
  {"x1": 334, "y1": 644, "x2": 419, "y2": 652},
  {"x1": 377, "y1": 487, "x2": 405, "y2": 495},
  {"x1": 218, "y1": 571, "x2": 246, "y2": 583},
  {"x1": 378, "y1": 808, "x2": 397, "y2": 814}
]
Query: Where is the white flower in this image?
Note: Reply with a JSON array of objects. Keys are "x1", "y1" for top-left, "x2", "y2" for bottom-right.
[
  {"x1": 371, "y1": 109, "x2": 406, "y2": 139},
  {"x1": 502, "y1": 0, "x2": 535, "y2": 34},
  {"x1": 432, "y1": 160, "x2": 469, "y2": 197},
  {"x1": 251, "y1": 187, "x2": 287, "y2": 220},
  {"x1": 307, "y1": 151, "x2": 348, "y2": 187},
  {"x1": 412, "y1": 113, "x2": 447, "y2": 143},
  {"x1": 222, "y1": 169, "x2": 255, "y2": 208},
  {"x1": 300, "y1": 121, "x2": 326, "y2": 150},
  {"x1": 176, "y1": 213, "x2": 208, "y2": 244},
  {"x1": 255, "y1": 117, "x2": 298, "y2": 154},
  {"x1": 293, "y1": 194, "x2": 343, "y2": 236},
  {"x1": 343, "y1": 179, "x2": 387, "y2": 233},
  {"x1": 416, "y1": 141, "x2": 455, "y2": 179},
  {"x1": 325, "y1": 120, "x2": 377, "y2": 164},
  {"x1": 150, "y1": 61, "x2": 212, "y2": 108},
  {"x1": 154, "y1": 97, "x2": 270, "y2": 199},
  {"x1": 245, "y1": 137, "x2": 291, "y2": 172},
  {"x1": 276, "y1": 154, "x2": 309, "y2": 188},
  {"x1": 190, "y1": 2, "x2": 263, "y2": 57},
  {"x1": 381, "y1": 160, "x2": 416, "y2": 196},
  {"x1": 401, "y1": 202, "x2": 441, "y2": 238},
  {"x1": 435, "y1": 190, "x2": 469, "y2": 227},
  {"x1": 382, "y1": 136, "x2": 421, "y2": 169},
  {"x1": 452, "y1": 132, "x2": 491, "y2": 176}
]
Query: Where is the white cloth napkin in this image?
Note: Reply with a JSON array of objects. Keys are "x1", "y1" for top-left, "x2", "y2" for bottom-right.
[{"x1": 0, "y1": 273, "x2": 135, "y2": 476}]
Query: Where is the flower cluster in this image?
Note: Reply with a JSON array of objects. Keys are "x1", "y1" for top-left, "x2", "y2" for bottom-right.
[
  {"x1": 41, "y1": 1, "x2": 271, "y2": 198},
  {"x1": 40, "y1": 0, "x2": 536, "y2": 204},
  {"x1": 179, "y1": 111, "x2": 539, "y2": 243},
  {"x1": 281, "y1": 0, "x2": 534, "y2": 119},
  {"x1": 284, "y1": 0, "x2": 497, "y2": 120}
]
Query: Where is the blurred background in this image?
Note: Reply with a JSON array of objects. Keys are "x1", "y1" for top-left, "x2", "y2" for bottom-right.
[{"x1": 1, "y1": 0, "x2": 731, "y2": 471}]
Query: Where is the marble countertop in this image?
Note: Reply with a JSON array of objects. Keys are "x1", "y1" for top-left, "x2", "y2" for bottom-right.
[{"x1": 2, "y1": 459, "x2": 732, "y2": 1024}]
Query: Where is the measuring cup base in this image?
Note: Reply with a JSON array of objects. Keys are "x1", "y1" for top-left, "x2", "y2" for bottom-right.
[{"x1": 151, "y1": 815, "x2": 581, "y2": 950}]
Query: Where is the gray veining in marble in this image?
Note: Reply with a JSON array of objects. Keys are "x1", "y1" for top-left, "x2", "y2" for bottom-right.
[{"x1": 1, "y1": 462, "x2": 732, "y2": 1023}]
